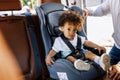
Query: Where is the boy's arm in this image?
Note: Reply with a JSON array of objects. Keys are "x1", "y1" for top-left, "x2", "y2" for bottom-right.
[
  {"x1": 48, "y1": 49, "x2": 56, "y2": 58},
  {"x1": 84, "y1": 40, "x2": 99, "y2": 48},
  {"x1": 83, "y1": 40, "x2": 106, "y2": 53}
]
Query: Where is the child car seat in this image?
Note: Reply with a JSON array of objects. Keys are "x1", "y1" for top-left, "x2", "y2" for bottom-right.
[{"x1": 36, "y1": 2, "x2": 105, "y2": 80}]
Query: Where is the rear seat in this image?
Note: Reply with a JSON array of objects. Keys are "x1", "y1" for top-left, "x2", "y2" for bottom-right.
[{"x1": 0, "y1": 0, "x2": 42, "y2": 80}]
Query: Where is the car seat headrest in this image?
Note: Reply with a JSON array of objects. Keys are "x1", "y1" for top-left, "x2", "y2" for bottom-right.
[
  {"x1": 0, "y1": 0, "x2": 21, "y2": 11},
  {"x1": 47, "y1": 11, "x2": 63, "y2": 36},
  {"x1": 42, "y1": 3, "x2": 84, "y2": 37},
  {"x1": 40, "y1": 2, "x2": 65, "y2": 15}
]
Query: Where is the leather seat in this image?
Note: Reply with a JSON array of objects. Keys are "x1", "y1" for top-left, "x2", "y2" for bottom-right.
[
  {"x1": 0, "y1": 0, "x2": 21, "y2": 11},
  {"x1": 0, "y1": 0, "x2": 42, "y2": 80}
]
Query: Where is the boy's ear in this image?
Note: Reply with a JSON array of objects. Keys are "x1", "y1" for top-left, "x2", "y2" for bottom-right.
[{"x1": 60, "y1": 26, "x2": 64, "y2": 31}]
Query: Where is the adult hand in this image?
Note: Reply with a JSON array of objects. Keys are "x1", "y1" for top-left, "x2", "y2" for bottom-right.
[
  {"x1": 83, "y1": 8, "x2": 88, "y2": 18},
  {"x1": 108, "y1": 65, "x2": 120, "y2": 80}
]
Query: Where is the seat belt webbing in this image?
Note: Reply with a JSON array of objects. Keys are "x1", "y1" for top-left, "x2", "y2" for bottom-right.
[{"x1": 25, "y1": 12, "x2": 42, "y2": 77}]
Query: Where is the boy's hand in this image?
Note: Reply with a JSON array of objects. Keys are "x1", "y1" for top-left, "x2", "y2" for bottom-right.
[
  {"x1": 97, "y1": 46, "x2": 106, "y2": 54},
  {"x1": 46, "y1": 56, "x2": 54, "y2": 66}
]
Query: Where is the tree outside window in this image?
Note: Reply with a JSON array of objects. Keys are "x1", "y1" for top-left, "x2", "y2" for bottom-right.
[{"x1": 21, "y1": 0, "x2": 37, "y2": 10}]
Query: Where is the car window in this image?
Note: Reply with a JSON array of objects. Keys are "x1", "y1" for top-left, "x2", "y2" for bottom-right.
[{"x1": 20, "y1": 0, "x2": 37, "y2": 14}]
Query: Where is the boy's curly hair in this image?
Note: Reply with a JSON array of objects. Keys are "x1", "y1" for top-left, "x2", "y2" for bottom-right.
[{"x1": 58, "y1": 10, "x2": 84, "y2": 29}]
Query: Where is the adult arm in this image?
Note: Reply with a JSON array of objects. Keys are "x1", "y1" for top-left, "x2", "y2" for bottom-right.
[{"x1": 86, "y1": 0, "x2": 110, "y2": 16}]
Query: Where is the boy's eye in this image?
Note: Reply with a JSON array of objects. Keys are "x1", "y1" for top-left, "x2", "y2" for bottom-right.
[
  {"x1": 67, "y1": 28, "x2": 70, "y2": 31},
  {"x1": 67, "y1": 28, "x2": 77, "y2": 32}
]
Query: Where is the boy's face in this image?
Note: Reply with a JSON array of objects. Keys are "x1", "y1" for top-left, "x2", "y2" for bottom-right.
[{"x1": 61, "y1": 22, "x2": 78, "y2": 40}]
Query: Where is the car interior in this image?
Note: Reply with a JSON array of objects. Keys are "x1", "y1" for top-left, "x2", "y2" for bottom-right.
[
  {"x1": 0, "y1": 0, "x2": 42, "y2": 80},
  {"x1": 0, "y1": 0, "x2": 105, "y2": 80}
]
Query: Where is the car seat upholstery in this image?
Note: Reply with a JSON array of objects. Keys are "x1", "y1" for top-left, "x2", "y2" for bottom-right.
[
  {"x1": 36, "y1": 2, "x2": 105, "y2": 80},
  {"x1": 0, "y1": 0, "x2": 42, "y2": 80}
]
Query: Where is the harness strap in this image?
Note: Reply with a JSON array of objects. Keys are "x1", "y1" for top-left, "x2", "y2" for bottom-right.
[
  {"x1": 61, "y1": 34, "x2": 75, "y2": 52},
  {"x1": 60, "y1": 34, "x2": 85, "y2": 59}
]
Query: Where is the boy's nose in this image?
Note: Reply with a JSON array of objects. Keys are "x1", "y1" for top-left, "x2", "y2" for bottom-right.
[
  {"x1": 71, "y1": 31, "x2": 75, "y2": 34},
  {"x1": 70, "y1": 31, "x2": 75, "y2": 36}
]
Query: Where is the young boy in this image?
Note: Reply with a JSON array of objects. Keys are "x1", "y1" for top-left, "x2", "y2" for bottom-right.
[{"x1": 46, "y1": 10, "x2": 110, "y2": 71}]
